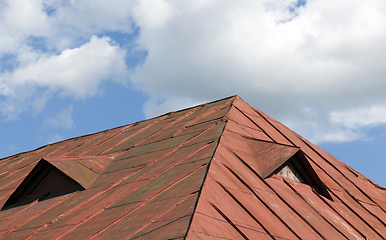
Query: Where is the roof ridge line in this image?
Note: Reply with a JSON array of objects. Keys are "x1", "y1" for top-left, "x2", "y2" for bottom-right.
[{"x1": 184, "y1": 96, "x2": 237, "y2": 238}]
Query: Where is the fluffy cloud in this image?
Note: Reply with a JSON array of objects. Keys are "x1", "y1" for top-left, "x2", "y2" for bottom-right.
[
  {"x1": 12, "y1": 36, "x2": 127, "y2": 98},
  {"x1": 0, "y1": 0, "x2": 50, "y2": 54},
  {"x1": 0, "y1": 35, "x2": 127, "y2": 119},
  {"x1": 1, "y1": 0, "x2": 386, "y2": 143},
  {"x1": 0, "y1": 0, "x2": 133, "y2": 119},
  {"x1": 330, "y1": 105, "x2": 386, "y2": 129},
  {"x1": 129, "y1": 0, "x2": 386, "y2": 142}
]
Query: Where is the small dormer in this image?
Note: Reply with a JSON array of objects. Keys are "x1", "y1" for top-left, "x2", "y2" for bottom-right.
[
  {"x1": 1, "y1": 159, "x2": 84, "y2": 210},
  {"x1": 226, "y1": 138, "x2": 331, "y2": 200},
  {"x1": 269, "y1": 151, "x2": 331, "y2": 200}
]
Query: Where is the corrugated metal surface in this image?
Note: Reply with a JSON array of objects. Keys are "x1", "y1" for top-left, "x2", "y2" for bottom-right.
[{"x1": 0, "y1": 95, "x2": 385, "y2": 239}]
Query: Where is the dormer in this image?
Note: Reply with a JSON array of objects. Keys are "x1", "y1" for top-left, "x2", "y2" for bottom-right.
[{"x1": 2, "y1": 159, "x2": 84, "y2": 210}]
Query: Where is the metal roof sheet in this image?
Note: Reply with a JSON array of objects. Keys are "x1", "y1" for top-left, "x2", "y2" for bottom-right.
[{"x1": 0, "y1": 95, "x2": 385, "y2": 239}]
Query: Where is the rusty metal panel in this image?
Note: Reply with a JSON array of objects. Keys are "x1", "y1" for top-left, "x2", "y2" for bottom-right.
[
  {"x1": 0, "y1": 190, "x2": 12, "y2": 209},
  {"x1": 131, "y1": 194, "x2": 197, "y2": 239},
  {"x1": 94, "y1": 179, "x2": 202, "y2": 239},
  {"x1": 232, "y1": 96, "x2": 261, "y2": 116},
  {"x1": 0, "y1": 227, "x2": 40, "y2": 239},
  {"x1": 204, "y1": 179, "x2": 276, "y2": 239},
  {"x1": 81, "y1": 128, "x2": 144, "y2": 156},
  {"x1": 117, "y1": 142, "x2": 216, "y2": 186},
  {"x1": 227, "y1": 106, "x2": 264, "y2": 131},
  {"x1": 109, "y1": 163, "x2": 208, "y2": 209},
  {"x1": 195, "y1": 106, "x2": 230, "y2": 125},
  {"x1": 2, "y1": 95, "x2": 386, "y2": 239},
  {"x1": 181, "y1": 98, "x2": 233, "y2": 126},
  {"x1": 220, "y1": 130, "x2": 258, "y2": 153},
  {"x1": 359, "y1": 201, "x2": 386, "y2": 227},
  {"x1": 106, "y1": 151, "x2": 166, "y2": 174},
  {"x1": 0, "y1": 169, "x2": 30, "y2": 193},
  {"x1": 204, "y1": 144, "x2": 322, "y2": 239},
  {"x1": 288, "y1": 179, "x2": 365, "y2": 239},
  {"x1": 243, "y1": 112, "x2": 293, "y2": 145},
  {"x1": 92, "y1": 166, "x2": 144, "y2": 188},
  {"x1": 49, "y1": 160, "x2": 99, "y2": 189},
  {"x1": 188, "y1": 199, "x2": 249, "y2": 240},
  {"x1": 328, "y1": 192, "x2": 384, "y2": 239},
  {"x1": 16, "y1": 186, "x2": 105, "y2": 231},
  {"x1": 329, "y1": 172, "x2": 375, "y2": 204},
  {"x1": 60, "y1": 164, "x2": 209, "y2": 239},
  {"x1": 66, "y1": 129, "x2": 123, "y2": 156},
  {"x1": 108, "y1": 132, "x2": 198, "y2": 162},
  {"x1": 74, "y1": 157, "x2": 112, "y2": 174},
  {"x1": 0, "y1": 153, "x2": 43, "y2": 180},
  {"x1": 0, "y1": 152, "x2": 37, "y2": 173},
  {"x1": 28, "y1": 225, "x2": 74, "y2": 240},
  {"x1": 48, "y1": 135, "x2": 94, "y2": 157},
  {"x1": 0, "y1": 194, "x2": 72, "y2": 239},
  {"x1": 331, "y1": 189, "x2": 386, "y2": 237},
  {"x1": 82, "y1": 118, "x2": 167, "y2": 156},
  {"x1": 184, "y1": 121, "x2": 226, "y2": 146},
  {"x1": 183, "y1": 119, "x2": 223, "y2": 136},
  {"x1": 134, "y1": 109, "x2": 216, "y2": 146},
  {"x1": 103, "y1": 117, "x2": 178, "y2": 155},
  {"x1": 267, "y1": 177, "x2": 351, "y2": 239},
  {"x1": 221, "y1": 130, "x2": 299, "y2": 178},
  {"x1": 173, "y1": 106, "x2": 212, "y2": 124},
  {"x1": 225, "y1": 120, "x2": 273, "y2": 142},
  {"x1": 39, "y1": 182, "x2": 143, "y2": 234},
  {"x1": 59, "y1": 203, "x2": 139, "y2": 240},
  {"x1": 375, "y1": 199, "x2": 386, "y2": 213},
  {"x1": 344, "y1": 171, "x2": 386, "y2": 203},
  {"x1": 135, "y1": 120, "x2": 189, "y2": 145},
  {"x1": 110, "y1": 148, "x2": 171, "y2": 169},
  {"x1": 128, "y1": 131, "x2": 199, "y2": 155},
  {"x1": 207, "y1": 160, "x2": 299, "y2": 239}
]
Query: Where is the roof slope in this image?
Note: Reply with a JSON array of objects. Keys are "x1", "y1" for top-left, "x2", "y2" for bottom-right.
[{"x1": 0, "y1": 95, "x2": 385, "y2": 239}]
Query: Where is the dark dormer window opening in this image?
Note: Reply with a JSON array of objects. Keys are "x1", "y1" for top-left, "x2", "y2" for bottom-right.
[
  {"x1": 269, "y1": 152, "x2": 332, "y2": 200},
  {"x1": 1, "y1": 159, "x2": 84, "y2": 211}
]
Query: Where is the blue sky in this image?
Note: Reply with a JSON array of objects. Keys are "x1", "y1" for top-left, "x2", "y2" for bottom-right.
[{"x1": 1, "y1": 0, "x2": 386, "y2": 187}]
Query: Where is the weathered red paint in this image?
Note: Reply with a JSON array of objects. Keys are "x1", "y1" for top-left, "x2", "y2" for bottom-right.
[{"x1": 0, "y1": 95, "x2": 385, "y2": 239}]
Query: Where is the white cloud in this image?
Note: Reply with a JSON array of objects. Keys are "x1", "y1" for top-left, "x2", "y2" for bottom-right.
[
  {"x1": 0, "y1": 0, "x2": 50, "y2": 54},
  {"x1": 1, "y1": 0, "x2": 386, "y2": 143},
  {"x1": 0, "y1": 36, "x2": 127, "y2": 119},
  {"x1": 127, "y1": 0, "x2": 386, "y2": 143},
  {"x1": 43, "y1": 0, "x2": 137, "y2": 50},
  {"x1": 44, "y1": 105, "x2": 74, "y2": 130},
  {"x1": 0, "y1": 0, "x2": 132, "y2": 119},
  {"x1": 12, "y1": 36, "x2": 127, "y2": 97},
  {"x1": 330, "y1": 105, "x2": 386, "y2": 129},
  {"x1": 132, "y1": 0, "x2": 175, "y2": 31}
]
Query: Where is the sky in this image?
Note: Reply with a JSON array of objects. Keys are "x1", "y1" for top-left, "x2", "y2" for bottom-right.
[{"x1": 0, "y1": 0, "x2": 386, "y2": 187}]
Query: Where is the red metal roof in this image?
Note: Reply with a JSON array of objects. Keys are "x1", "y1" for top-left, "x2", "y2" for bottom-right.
[{"x1": 0, "y1": 95, "x2": 385, "y2": 239}]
